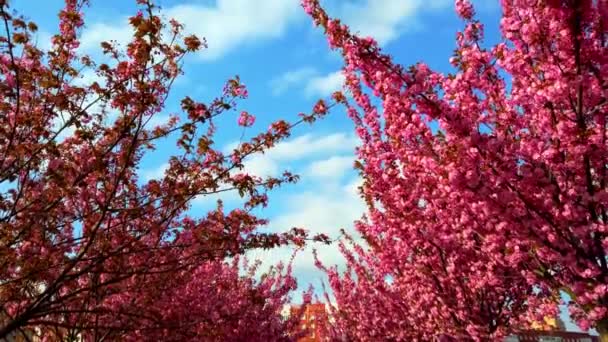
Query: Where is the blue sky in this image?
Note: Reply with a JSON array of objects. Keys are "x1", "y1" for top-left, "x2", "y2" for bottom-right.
[{"x1": 13, "y1": 0, "x2": 585, "y2": 333}]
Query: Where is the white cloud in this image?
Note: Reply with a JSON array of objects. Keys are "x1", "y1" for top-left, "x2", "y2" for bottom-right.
[
  {"x1": 190, "y1": 132, "x2": 359, "y2": 208},
  {"x1": 304, "y1": 70, "x2": 345, "y2": 97},
  {"x1": 78, "y1": 0, "x2": 300, "y2": 60},
  {"x1": 80, "y1": 20, "x2": 134, "y2": 53},
  {"x1": 306, "y1": 155, "x2": 354, "y2": 180},
  {"x1": 217, "y1": 134, "x2": 366, "y2": 292},
  {"x1": 139, "y1": 162, "x2": 169, "y2": 182},
  {"x1": 270, "y1": 68, "x2": 345, "y2": 98},
  {"x1": 192, "y1": 186, "x2": 243, "y2": 208},
  {"x1": 268, "y1": 133, "x2": 357, "y2": 160},
  {"x1": 270, "y1": 67, "x2": 317, "y2": 96},
  {"x1": 239, "y1": 153, "x2": 281, "y2": 179},
  {"x1": 335, "y1": 0, "x2": 450, "y2": 45},
  {"x1": 166, "y1": 0, "x2": 300, "y2": 60},
  {"x1": 51, "y1": 112, "x2": 76, "y2": 142},
  {"x1": 138, "y1": 163, "x2": 244, "y2": 207},
  {"x1": 78, "y1": 0, "x2": 451, "y2": 61},
  {"x1": 33, "y1": 30, "x2": 53, "y2": 51},
  {"x1": 72, "y1": 69, "x2": 104, "y2": 87},
  {"x1": 144, "y1": 114, "x2": 172, "y2": 129},
  {"x1": 249, "y1": 177, "x2": 365, "y2": 286},
  {"x1": 273, "y1": 180, "x2": 363, "y2": 235},
  {"x1": 225, "y1": 132, "x2": 358, "y2": 178}
]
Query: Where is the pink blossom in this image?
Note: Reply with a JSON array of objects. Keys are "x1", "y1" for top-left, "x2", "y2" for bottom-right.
[
  {"x1": 304, "y1": 0, "x2": 608, "y2": 338},
  {"x1": 455, "y1": 0, "x2": 474, "y2": 20},
  {"x1": 237, "y1": 110, "x2": 255, "y2": 127}
]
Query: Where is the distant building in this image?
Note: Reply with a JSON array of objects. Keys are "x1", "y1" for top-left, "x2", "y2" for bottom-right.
[
  {"x1": 287, "y1": 303, "x2": 330, "y2": 342},
  {"x1": 506, "y1": 330, "x2": 598, "y2": 342},
  {"x1": 283, "y1": 304, "x2": 598, "y2": 342},
  {"x1": 506, "y1": 314, "x2": 597, "y2": 341},
  {"x1": 529, "y1": 315, "x2": 566, "y2": 331}
]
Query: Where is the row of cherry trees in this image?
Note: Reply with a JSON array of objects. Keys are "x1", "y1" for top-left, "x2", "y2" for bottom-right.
[
  {"x1": 2, "y1": 0, "x2": 606, "y2": 340},
  {"x1": 304, "y1": 0, "x2": 608, "y2": 340},
  {"x1": 0, "y1": 0, "x2": 340, "y2": 340}
]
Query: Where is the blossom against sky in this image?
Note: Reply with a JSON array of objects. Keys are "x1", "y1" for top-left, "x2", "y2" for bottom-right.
[
  {"x1": 15, "y1": 0, "x2": 492, "y2": 293},
  {"x1": 20, "y1": 0, "x2": 593, "y2": 330}
]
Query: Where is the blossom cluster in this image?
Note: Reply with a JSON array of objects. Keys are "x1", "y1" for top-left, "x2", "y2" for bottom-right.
[{"x1": 304, "y1": 0, "x2": 608, "y2": 339}]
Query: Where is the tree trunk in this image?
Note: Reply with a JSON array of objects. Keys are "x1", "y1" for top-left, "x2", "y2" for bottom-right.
[{"x1": 597, "y1": 319, "x2": 608, "y2": 342}]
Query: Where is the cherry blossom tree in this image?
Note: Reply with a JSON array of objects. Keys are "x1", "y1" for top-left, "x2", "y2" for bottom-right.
[
  {"x1": 305, "y1": 0, "x2": 607, "y2": 340},
  {"x1": 75, "y1": 258, "x2": 305, "y2": 341},
  {"x1": 0, "y1": 0, "x2": 330, "y2": 340}
]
